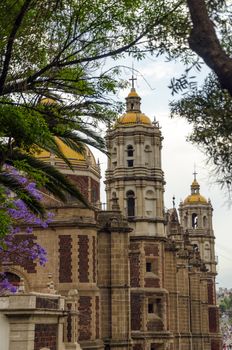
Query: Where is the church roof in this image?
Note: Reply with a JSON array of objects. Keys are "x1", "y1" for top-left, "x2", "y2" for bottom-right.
[
  {"x1": 117, "y1": 112, "x2": 152, "y2": 125},
  {"x1": 36, "y1": 137, "x2": 97, "y2": 167}
]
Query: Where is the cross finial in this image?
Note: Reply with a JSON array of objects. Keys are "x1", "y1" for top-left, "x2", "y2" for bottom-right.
[
  {"x1": 129, "y1": 74, "x2": 137, "y2": 89},
  {"x1": 129, "y1": 63, "x2": 137, "y2": 89},
  {"x1": 193, "y1": 163, "x2": 197, "y2": 181}
]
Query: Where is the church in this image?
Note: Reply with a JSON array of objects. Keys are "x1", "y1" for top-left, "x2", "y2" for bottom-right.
[{"x1": 0, "y1": 85, "x2": 221, "y2": 350}]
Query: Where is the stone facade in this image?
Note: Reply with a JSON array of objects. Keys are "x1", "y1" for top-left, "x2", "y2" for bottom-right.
[{"x1": 0, "y1": 87, "x2": 221, "y2": 350}]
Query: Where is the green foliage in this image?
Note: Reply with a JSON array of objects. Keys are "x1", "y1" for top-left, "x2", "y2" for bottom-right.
[
  {"x1": 0, "y1": 0, "x2": 231, "y2": 210},
  {"x1": 219, "y1": 294, "x2": 232, "y2": 313},
  {"x1": 0, "y1": 0, "x2": 194, "y2": 215},
  {"x1": 170, "y1": 74, "x2": 232, "y2": 193}
]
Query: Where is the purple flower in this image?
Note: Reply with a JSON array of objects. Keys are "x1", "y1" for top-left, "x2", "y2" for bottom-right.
[{"x1": 0, "y1": 166, "x2": 52, "y2": 293}]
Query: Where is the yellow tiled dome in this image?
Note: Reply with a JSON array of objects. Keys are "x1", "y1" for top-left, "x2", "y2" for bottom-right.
[
  {"x1": 40, "y1": 97, "x2": 57, "y2": 105},
  {"x1": 184, "y1": 194, "x2": 207, "y2": 204},
  {"x1": 36, "y1": 138, "x2": 85, "y2": 161},
  {"x1": 117, "y1": 112, "x2": 152, "y2": 126},
  {"x1": 183, "y1": 178, "x2": 207, "y2": 204}
]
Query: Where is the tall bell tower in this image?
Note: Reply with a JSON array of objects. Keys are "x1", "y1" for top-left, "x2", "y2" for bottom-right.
[
  {"x1": 105, "y1": 81, "x2": 165, "y2": 237},
  {"x1": 105, "y1": 79, "x2": 172, "y2": 350}
]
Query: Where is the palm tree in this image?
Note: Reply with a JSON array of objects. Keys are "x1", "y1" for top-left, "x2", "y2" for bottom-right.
[{"x1": 0, "y1": 98, "x2": 111, "y2": 216}]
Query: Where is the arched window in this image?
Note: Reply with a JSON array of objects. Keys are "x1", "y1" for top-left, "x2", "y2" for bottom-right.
[
  {"x1": 192, "y1": 213, "x2": 198, "y2": 229},
  {"x1": 127, "y1": 145, "x2": 134, "y2": 157},
  {"x1": 126, "y1": 190, "x2": 135, "y2": 217},
  {"x1": 0, "y1": 272, "x2": 21, "y2": 292}
]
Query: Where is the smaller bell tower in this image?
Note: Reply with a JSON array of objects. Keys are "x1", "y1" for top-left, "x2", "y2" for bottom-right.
[{"x1": 179, "y1": 173, "x2": 216, "y2": 274}]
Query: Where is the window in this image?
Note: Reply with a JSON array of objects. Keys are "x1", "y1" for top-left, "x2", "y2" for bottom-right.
[
  {"x1": 146, "y1": 262, "x2": 152, "y2": 272},
  {"x1": 127, "y1": 159, "x2": 134, "y2": 167},
  {"x1": 127, "y1": 145, "x2": 134, "y2": 157},
  {"x1": 126, "y1": 190, "x2": 135, "y2": 217},
  {"x1": 148, "y1": 303, "x2": 154, "y2": 313},
  {"x1": 0, "y1": 272, "x2": 21, "y2": 290},
  {"x1": 145, "y1": 145, "x2": 151, "y2": 152},
  {"x1": 192, "y1": 213, "x2": 198, "y2": 229}
]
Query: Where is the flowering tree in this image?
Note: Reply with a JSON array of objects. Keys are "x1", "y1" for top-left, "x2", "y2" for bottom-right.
[{"x1": 0, "y1": 167, "x2": 52, "y2": 293}]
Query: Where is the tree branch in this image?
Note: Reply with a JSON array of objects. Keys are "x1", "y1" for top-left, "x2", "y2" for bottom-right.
[
  {"x1": 0, "y1": 0, "x2": 32, "y2": 93},
  {"x1": 187, "y1": 0, "x2": 232, "y2": 96}
]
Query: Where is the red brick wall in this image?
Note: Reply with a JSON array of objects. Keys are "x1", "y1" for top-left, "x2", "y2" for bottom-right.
[
  {"x1": 208, "y1": 281, "x2": 214, "y2": 304},
  {"x1": 144, "y1": 278, "x2": 160, "y2": 288},
  {"x1": 147, "y1": 319, "x2": 164, "y2": 331},
  {"x1": 96, "y1": 296, "x2": 100, "y2": 339},
  {"x1": 209, "y1": 307, "x2": 219, "y2": 333},
  {"x1": 130, "y1": 243, "x2": 140, "y2": 250},
  {"x1": 68, "y1": 175, "x2": 89, "y2": 200},
  {"x1": 130, "y1": 253, "x2": 140, "y2": 287},
  {"x1": 67, "y1": 303, "x2": 72, "y2": 342},
  {"x1": 211, "y1": 339, "x2": 222, "y2": 350},
  {"x1": 34, "y1": 324, "x2": 57, "y2": 350},
  {"x1": 91, "y1": 178, "x2": 100, "y2": 203},
  {"x1": 144, "y1": 244, "x2": 159, "y2": 256},
  {"x1": 78, "y1": 296, "x2": 92, "y2": 341},
  {"x1": 93, "y1": 236, "x2": 96, "y2": 283},
  {"x1": 78, "y1": 235, "x2": 89, "y2": 283},
  {"x1": 59, "y1": 235, "x2": 72, "y2": 283},
  {"x1": 131, "y1": 294, "x2": 141, "y2": 330}
]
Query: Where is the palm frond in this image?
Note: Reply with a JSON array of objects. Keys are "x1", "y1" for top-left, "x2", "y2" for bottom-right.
[
  {"x1": 7, "y1": 151, "x2": 89, "y2": 207},
  {"x1": 58, "y1": 126, "x2": 107, "y2": 154},
  {"x1": 36, "y1": 136, "x2": 74, "y2": 170}
]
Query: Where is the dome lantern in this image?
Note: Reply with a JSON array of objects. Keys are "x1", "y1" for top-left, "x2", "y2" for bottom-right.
[
  {"x1": 116, "y1": 75, "x2": 152, "y2": 126},
  {"x1": 183, "y1": 172, "x2": 207, "y2": 205}
]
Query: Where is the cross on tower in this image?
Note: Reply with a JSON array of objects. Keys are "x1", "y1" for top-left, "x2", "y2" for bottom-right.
[
  {"x1": 129, "y1": 74, "x2": 137, "y2": 89},
  {"x1": 193, "y1": 164, "x2": 197, "y2": 181}
]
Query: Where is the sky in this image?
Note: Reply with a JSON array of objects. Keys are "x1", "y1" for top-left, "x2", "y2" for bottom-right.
[{"x1": 93, "y1": 56, "x2": 232, "y2": 289}]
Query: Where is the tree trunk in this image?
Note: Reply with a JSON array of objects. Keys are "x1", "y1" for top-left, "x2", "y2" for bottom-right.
[{"x1": 187, "y1": 0, "x2": 232, "y2": 96}]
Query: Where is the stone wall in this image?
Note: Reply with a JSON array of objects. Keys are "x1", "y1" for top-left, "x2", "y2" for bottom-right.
[{"x1": 0, "y1": 293, "x2": 65, "y2": 350}]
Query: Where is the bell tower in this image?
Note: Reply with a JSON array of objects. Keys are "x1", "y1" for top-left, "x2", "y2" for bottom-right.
[
  {"x1": 105, "y1": 78, "x2": 172, "y2": 350},
  {"x1": 105, "y1": 82, "x2": 165, "y2": 237},
  {"x1": 178, "y1": 173, "x2": 217, "y2": 274}
]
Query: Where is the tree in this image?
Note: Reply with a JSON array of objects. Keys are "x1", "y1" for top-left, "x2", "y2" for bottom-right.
[
  {"x1": 170, "y1": 74, "x2": 232, "y2": 193},
  {"x1": 187, "y1": 0, "x2": 232, "y2": 96},
  {"x1": 0, "y1": 0, "x2": 186, "y2": 207},
  {"x1": 166, "y1": 0, "x2": 232, "y2": 192},
  {"x1": 0, "y1": 0, "x2": 232, "y2": 205}
]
